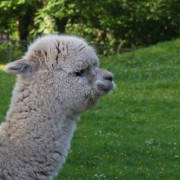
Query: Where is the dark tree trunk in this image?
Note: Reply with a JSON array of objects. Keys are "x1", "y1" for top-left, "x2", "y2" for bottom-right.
[
  {"x1": 54, "y1": 17, "x2": 69, "y2": 33},
  {"x1": 17, "y1": 6, "x2": 33, "y2": 41}
]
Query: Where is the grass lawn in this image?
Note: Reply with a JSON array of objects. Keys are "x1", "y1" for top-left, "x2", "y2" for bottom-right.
[
  {"x1": 0, "y1": 69, "x2": 15, "y2": 122},
  {"x1": 0, "y1": 39, "x2": 180, "y2": 179}
]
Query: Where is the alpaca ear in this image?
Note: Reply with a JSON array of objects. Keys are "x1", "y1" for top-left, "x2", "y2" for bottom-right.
[{"x1": 4, "y1": 59, "x2": 35, "y2": 75}]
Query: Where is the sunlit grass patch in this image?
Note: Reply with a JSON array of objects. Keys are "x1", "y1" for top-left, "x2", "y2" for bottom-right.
[{"x1": 0, "y1": 64, "x2": 5, "y2": 71}]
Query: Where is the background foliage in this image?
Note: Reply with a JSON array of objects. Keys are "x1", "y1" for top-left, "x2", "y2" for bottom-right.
[{"x1": 0, "y1": 0, "x2": 180, "y2": 50}]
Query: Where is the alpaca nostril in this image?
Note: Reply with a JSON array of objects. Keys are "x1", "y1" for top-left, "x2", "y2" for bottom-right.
[{"x1": 103, "y1": 74, "x2": 114, "y2": 81}]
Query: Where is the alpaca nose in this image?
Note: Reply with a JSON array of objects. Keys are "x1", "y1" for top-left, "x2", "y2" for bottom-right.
[{"x1": 103, "y1": 72, "x2": 114, "y2": 81}]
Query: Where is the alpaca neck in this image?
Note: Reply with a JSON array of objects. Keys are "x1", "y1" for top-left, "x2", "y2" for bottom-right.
[
  {"x1": 6, "y1": 75, "x2": 78, "y2": 121},
  {"x1": 1, "y1": 77, "x2": 77, "y2": 177},
  {"x1": 4, "y1": 77, "x2": 78, "y2": 146}
]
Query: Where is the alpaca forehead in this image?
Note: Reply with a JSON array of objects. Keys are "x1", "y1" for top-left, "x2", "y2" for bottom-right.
[
  {"x1": 27, "y1": 35, "x2": 87, "y2": 54},
  {"x1": 26, "y1": 35, "x2": 99, "y2": 68}
]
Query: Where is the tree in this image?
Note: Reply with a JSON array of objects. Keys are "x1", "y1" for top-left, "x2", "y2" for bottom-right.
[
  {"x1": 0, "y1": 0, "x2": 180, "y2": 51},
  {"x1": 0, "y1": 0, "x2": 42, "y2": 41}
]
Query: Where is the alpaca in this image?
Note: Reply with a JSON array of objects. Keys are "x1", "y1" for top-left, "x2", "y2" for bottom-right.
[{"x1": 0, "y1": 34, "x2": 114, "y2": 179}]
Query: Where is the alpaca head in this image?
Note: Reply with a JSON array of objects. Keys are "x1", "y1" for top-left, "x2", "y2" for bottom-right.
[{"x1": 4, "y1": 35, "x2": 115, "y2": 115}]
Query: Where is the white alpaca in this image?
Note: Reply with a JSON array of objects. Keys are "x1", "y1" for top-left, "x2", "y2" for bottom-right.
[{"x1": 0, "y1": 34, "x2": 114, "y2": 179}]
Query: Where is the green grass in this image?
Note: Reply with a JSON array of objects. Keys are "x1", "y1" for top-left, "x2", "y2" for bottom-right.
[
  {"x1": 0, "y1": 39, "x2": 180, "y2": 179},
  {"x1": 0, "y1": 70, "x2": 15, "y2": 122}
]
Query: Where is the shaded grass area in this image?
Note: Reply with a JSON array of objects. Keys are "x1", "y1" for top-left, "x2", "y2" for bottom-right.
[
  {"x1": 0, "y1": 71, "x2": 15, "y2": 122},
  {"x1": 0, "y1": 39, "x2": 180, "y2": 179}
]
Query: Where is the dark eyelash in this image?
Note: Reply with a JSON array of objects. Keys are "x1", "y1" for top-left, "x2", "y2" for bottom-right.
[{"x1": 75, "y1": 69, "x2": 85, "y2": 76}]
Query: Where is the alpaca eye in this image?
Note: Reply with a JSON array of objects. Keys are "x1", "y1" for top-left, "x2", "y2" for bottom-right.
[{"x1": 75, "y1": 69, "x2": 85, "y2": 77}]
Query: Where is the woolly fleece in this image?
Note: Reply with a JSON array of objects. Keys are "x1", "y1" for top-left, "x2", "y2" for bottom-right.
[{"x1": 0, "y1": 34, "x2": 114, "y2": 179}]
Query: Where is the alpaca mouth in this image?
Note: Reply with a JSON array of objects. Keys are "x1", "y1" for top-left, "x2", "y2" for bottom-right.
[
  {"x1": 97, "y1": 82, "x2": 115, "y2": 95},
  {"x1": 98, "y1": 84, "x2": 113, "y2": 92}
]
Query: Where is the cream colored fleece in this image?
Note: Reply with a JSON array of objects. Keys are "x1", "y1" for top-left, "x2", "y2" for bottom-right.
[{"x1": 0, "y1": 35, "x2": 114, "y2": 179}]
